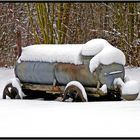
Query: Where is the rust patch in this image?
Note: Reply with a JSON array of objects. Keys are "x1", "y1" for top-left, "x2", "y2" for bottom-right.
[
  {"x1": 22, "y1": 83, "x2": 64, "y2": 94},
  {"x1": 55, "y1": 63, "x2": 97, "y2": 86}
]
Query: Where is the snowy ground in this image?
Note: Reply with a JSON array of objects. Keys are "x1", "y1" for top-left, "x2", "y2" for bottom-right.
[{"x1": 0, "y1": 67, "x2": 140, "y2": 137}]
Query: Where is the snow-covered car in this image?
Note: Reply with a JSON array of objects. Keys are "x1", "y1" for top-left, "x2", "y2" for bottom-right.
[{"x1": 3, "y1": 39, "x2": 139, "y2": 101}]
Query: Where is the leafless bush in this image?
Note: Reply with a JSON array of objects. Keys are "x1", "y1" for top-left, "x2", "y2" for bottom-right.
[{"x1": 0, "y1": 3, "x2": 140, "y2": 67}]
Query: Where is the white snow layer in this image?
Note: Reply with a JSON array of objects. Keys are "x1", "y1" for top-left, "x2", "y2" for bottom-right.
[
  {"x1": 114, "y1": 78, "x2": 139, "y2": 95},
  {"x1": 82, "y1": 38, "x2": 110, "y2": 56},
  {"x1": 18, "y1": 38, "x2": 126, "y2": 73},
  {"x1": 18, "y1": 44, "x2": 83, "y2": 65},
  {"x1": 122, "y1": 80, "x2": 139, "y2": 95},
  {"x1": 65, "y1": 81, "x2": 88, "y2": 101},
  {"x1": 85, "y1": 39, "x2": 126, "y2": 72},
  {"x1": 100, "y1": 84, "x2": 107, "y2": 94}
]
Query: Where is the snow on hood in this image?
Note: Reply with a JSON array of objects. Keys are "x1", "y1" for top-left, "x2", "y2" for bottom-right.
[
  {"x1": 82, "y1": 38, "x2": 110, "y2": 56},
  {"x1": 89, "y1": 44, "x2": 126, "y2": 72},
  {"x1": 18, "y1": 39, "x2": 126, "y2": 73},
  {"x1": 83, "y1": 39, "x2": 126, "y2": 72}
]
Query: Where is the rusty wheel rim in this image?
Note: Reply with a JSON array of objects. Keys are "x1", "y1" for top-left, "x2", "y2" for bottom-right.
[{"x1": 63, "y1": 85, "x2": 86, "y2": 102}]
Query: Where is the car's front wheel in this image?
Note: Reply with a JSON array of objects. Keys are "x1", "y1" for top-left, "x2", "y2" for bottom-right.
[{"x1": 62, "y1": 81, "x2": 88, "y2": 102}]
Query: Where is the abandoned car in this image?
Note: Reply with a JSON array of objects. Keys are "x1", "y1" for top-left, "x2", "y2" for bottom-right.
[{"x1": 3, "y1": 39, "x2": 139, "y2": 101}]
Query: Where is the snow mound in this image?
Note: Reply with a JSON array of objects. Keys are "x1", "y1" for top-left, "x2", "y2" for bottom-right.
[
  {"x1": 121, "y1": 80, "x2": 139, "y2": 95},
  {"x1": 82, "y1": 39, "x2": 126, "y2": 72},
  {"x1": 65, "y1": 81, "x2": 88, "y2": 101},
  {"x1": 114, "y1": 78, "x2": 139, "y2": 95},
  {"x1": 18, "y1": 44, "x2": 83, "y2": 65},
  {"x1": 89, "y1": 45, "x2": 126, "y2": 72},
  {"x1": 82, "y1": 38, "x2": 110, "y2": 56}
]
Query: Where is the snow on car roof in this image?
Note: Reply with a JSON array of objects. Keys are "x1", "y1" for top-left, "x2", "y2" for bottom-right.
[
  {"x1": 18, "y1": 39, "x2": 126, "y2": 72},
  {"x1": 18, "y1": 44, "x2": 84, "y2": 65}
]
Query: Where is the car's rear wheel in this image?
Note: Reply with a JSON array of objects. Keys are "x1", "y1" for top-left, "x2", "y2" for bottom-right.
[{"x1": 3, "y1": 83, "x2": 21, "y2": 99}]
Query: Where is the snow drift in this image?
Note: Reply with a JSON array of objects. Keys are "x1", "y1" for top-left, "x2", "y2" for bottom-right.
[{"x1": 0, "y1": 67, "x2": 140, "y2": 137}]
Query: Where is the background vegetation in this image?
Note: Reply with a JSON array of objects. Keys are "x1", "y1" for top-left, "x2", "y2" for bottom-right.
[{"x1": 0, "y1": 2, "x2": 140, "y2": 67}]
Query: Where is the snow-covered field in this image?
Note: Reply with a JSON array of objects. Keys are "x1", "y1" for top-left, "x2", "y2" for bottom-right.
[{"x1": 0, "y1": 67, "x2": 140, "y2": 137}]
